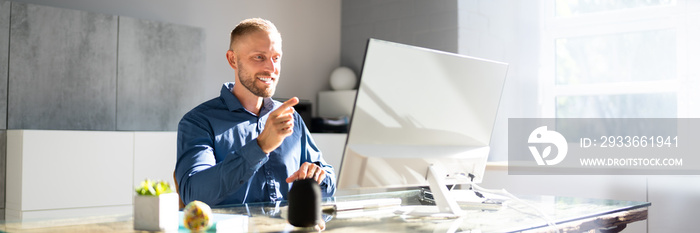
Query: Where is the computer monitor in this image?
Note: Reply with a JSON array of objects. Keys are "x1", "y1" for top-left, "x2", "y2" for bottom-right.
[{"x1": 337, "y1": 39, "x2": 508, "y2": 215}]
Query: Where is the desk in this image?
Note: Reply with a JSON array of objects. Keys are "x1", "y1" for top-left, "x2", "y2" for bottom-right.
[{"x1": 0, "y1": 190, "x2": 649, "y2": 233}]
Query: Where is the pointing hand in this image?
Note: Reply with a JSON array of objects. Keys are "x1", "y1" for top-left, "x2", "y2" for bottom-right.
[{"x1": 257, "y1": 97, "x2": 299, "y2": 153}]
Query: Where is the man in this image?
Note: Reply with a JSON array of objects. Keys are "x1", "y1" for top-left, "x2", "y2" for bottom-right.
[{"x1": 175, "y1": 18, "x2": 336, "y2": 206}]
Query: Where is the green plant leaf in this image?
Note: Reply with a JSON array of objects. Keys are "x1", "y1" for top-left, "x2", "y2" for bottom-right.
[{"x1": 135, "y1": 179, "x2": 172, "y2": 196}]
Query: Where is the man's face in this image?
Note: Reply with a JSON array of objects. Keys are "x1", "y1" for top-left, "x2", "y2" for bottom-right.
[{"x1": 233, "y1": 30, "x2": 283, "y2": 98}]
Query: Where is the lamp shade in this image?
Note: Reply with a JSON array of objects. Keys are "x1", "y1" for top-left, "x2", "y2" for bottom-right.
[{"x1": 329, "y1": 67, "x2": 357, "y2": 90}]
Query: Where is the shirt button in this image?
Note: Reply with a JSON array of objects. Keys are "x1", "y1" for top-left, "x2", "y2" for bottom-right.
[{"x1": 239, "y1": 180, "x2": 244, "y2": 184}]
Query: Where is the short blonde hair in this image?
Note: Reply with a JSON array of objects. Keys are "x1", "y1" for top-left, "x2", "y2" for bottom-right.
[{"x1": 229, "y1": 18, "x2": 280, "y2": 51}]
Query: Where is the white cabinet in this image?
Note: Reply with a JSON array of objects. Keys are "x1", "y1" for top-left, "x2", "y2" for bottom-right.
[
  {"x1": 5, "y1": 130, "x2": 178, "y2": 222},
  {"x1": 132, "y1": 132, "x2": 178, "y2": 190},
  {"x1": 6, "y1": 130, "x2": 135, "y2": 221}
]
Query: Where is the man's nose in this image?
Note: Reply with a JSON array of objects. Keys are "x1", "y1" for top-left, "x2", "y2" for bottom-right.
[{"x1": 263, "y1": 58, "x2": 277, "y2": 72}]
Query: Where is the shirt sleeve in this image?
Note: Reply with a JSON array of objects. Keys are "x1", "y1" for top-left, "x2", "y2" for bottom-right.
[
  {"x1": 175, "y1": 112, "x2": 269, "y2": 205},
  {"x1": 298, "y1": 113, "x2": 337, "y2": 197}
]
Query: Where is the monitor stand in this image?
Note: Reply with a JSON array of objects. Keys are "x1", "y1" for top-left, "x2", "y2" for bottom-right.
[
  {"x1": 400, "y1": 164, "x2": 466, "y2": 217},
  {"x1": 426, "y1": 164, "x2": 465, "y2": 216}
]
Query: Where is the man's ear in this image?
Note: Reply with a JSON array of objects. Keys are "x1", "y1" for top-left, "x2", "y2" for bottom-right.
[{"x1": 226, "y1": 50, "x2": 237, "y2": 70}]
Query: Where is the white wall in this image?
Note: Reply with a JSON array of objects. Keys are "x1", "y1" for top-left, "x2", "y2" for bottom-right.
[
  {"x1": 7, "y1": 0, "x2": 341, "y2": 116},
  {"x1": 458, "y1": 0, "x2": 542, "y2": 162}
]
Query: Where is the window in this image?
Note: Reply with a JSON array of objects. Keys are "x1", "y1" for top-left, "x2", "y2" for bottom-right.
[{"x1": 541, "y1": 0, "x2": 698, "y2": 118}]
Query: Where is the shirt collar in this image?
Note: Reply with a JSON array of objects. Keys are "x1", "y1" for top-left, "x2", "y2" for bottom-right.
[{"x1": 220, "y1": 82, "x2": 275, "y2": 116}]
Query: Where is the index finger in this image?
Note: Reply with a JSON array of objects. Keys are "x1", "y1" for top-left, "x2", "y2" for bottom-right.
[
  {"x1": 273, "y1": 97, "x2": 299, "y2": 115},
  {"x1": 281, "y1": 97, "x2": 299, "y2": 109}
]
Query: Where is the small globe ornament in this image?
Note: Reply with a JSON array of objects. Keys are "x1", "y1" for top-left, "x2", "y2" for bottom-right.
[
  {"x1": 183, "y1": 200, "x2": 213, "y2": 231},
  {"x1": 330, "y1": 67, "x2": 357, "y2": 90}
]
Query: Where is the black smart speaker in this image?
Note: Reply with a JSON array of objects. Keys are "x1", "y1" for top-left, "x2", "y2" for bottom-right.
[{"x1": 287, "y1": 178, "x2": 321, "y2": 227}]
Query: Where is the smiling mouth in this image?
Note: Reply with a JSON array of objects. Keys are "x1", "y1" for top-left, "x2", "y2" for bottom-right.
[{"x1": 257, "y1": 76, "x2": 275, "y2": 84}]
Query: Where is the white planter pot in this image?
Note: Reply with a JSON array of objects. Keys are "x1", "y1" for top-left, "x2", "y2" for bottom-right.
[{"x1": 133, "y1": 193, "x2": 179, "y2": 232}]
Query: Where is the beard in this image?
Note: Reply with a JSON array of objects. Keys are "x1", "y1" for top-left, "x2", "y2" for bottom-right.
[{"x1": 237, "y1": 61, "x2": 277, "y2": 98}]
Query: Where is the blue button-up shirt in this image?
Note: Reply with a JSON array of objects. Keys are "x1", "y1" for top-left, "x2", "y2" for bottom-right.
[{"x1": 175, "y1": 83, "x2": 336, "y2": 206}]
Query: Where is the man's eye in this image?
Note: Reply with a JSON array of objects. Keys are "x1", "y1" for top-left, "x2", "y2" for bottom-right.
[{"x1": 255, "y1": 55, "x2": 264, "y2": 60}]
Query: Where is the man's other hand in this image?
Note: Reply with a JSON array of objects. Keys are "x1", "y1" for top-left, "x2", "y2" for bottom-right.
[
  {"x1": 286, "y1": 162, "x2": 326, "y2": 184},
  {"x1": 258, "y1": 97, "x2": 299, "y2": 153}
]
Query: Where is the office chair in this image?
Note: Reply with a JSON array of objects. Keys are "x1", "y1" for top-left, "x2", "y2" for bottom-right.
[{"x1": 173, "y1": 171, "x2": 186, "y2": 209}]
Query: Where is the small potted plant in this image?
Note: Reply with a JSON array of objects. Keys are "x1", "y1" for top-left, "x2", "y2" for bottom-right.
[{"x1": 133, "y1": 179, "x2": 178, "y2": 232}]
